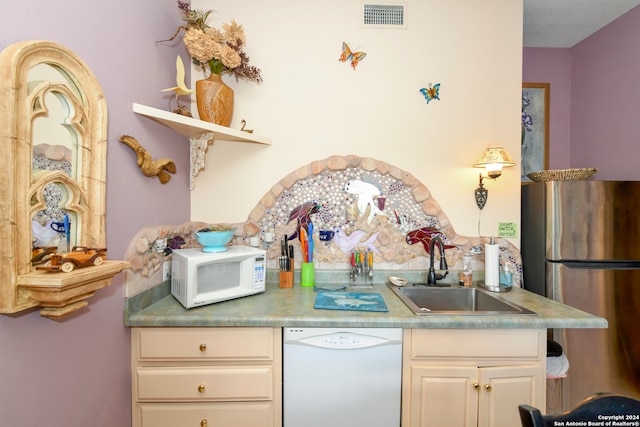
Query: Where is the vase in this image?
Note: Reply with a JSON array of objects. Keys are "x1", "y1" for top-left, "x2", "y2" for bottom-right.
[{"x1": 195, "y1": 74, "x2": 234, "y2": 126}]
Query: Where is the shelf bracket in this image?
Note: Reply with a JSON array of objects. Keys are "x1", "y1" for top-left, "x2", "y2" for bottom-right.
[{"x1": 190, "y1": 132, "x2": 215, "y2": 190}]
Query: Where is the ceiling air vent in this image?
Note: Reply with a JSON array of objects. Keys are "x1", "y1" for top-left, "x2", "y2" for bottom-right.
[{"x1": 362, "y1": 3, "x2": 407, "y2": 29}]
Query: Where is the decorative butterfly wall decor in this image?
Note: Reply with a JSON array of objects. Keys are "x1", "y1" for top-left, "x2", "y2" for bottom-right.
[
  {"x1": 339, "y1": 42, "x2": 366, "y2": 70},
  {"x1": 420, "y1": 84, "x2": 441, "y2": 104}
]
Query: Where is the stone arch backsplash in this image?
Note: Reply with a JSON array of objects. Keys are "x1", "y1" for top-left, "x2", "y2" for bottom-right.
[{"x1": 124, "y1": 155, "x2": 521, "y2": 297}]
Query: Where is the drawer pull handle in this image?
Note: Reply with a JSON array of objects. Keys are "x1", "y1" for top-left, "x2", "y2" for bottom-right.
[
  {"x1": 201, "y1": 419, "x2": 208, "y2": 427},
  {"x1": 484, "y1": 383, "x2": 492, "y2": 392},
  {"x1": 472, "y1": 382, "x2": 479, "y2": 390},
  {"x1": 199, "y1": 343, "x2": 207, "y2": 352},
  {"x1": 198, "y1": 384, "x2": 206, "y2": 393}
]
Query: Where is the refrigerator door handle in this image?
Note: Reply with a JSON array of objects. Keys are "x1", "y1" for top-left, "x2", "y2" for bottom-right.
[{"x1": 550, "y1": 260, "x2": 640, "y2": 269}]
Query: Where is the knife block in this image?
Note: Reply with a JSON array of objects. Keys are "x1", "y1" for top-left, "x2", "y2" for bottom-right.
[{"x1": 279, "y1": 270, "x2": 293, "y2": 288}]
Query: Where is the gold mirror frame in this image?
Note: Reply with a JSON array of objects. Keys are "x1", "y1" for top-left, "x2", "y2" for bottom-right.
[{"x1": 0, "y1": 40, "x2": 128, "y2": 318}]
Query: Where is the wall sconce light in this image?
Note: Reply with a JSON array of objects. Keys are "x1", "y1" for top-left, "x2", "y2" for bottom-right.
[{"x1": 472, "y1": 146, "x2": 515, "y2": 209}]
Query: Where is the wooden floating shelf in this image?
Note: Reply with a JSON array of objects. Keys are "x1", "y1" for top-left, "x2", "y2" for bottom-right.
[
  {"x1": 16, "y1": 260, "x2": 130, "y2": 318},
  {"x1": 132, "y1": 103, "x2": 272, "y2": 145}
]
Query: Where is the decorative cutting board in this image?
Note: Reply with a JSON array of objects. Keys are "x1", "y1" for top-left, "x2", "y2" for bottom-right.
[{"x1": 314, "y1": 292, "x2": 388, "y2": 312}]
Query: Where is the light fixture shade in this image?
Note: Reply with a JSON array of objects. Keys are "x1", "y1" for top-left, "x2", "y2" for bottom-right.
[
  {"x1": 473, "y1": 146, "x2": 516, "y2": 169},
  {"x1": 472, "y1": 146, "x2": 516, "y2": 210}
]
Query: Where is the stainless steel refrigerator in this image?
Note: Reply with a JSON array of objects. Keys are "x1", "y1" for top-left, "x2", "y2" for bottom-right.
[{"x1": 521, "y1": 180, "x2": 640, "y2": 409}]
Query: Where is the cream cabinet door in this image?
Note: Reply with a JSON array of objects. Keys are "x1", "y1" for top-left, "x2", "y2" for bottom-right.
[
  {"x1": 408, "y1": 364, "x2": 544, "y2": 427},
  {"x1": 409, "y1": 365, "x2": 478, "y2": 427},
  {"x1": 477, "y1": 365, "x2": 544, "y2": 427}
]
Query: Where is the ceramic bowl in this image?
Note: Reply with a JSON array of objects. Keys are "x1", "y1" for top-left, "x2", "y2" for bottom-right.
[{"x1": 195, "y1": 229, "x2": 234, "y2": 252}]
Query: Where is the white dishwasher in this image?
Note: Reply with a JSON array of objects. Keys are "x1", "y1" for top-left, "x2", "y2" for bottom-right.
[{"x1": 283, "y1": 327, "x2": 403, "y2": 427}]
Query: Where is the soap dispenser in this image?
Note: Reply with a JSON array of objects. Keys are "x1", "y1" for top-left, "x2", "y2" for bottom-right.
[
  {"x1": 500, "y1": 262, "x2": 513, "y2": 286},
  {"x1": 462, "y1": 253, "x2": 473, "y2": 287}
]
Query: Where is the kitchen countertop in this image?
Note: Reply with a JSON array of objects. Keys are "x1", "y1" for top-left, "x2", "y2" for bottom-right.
[{"x1": 125, "y1": 272, "x2": 608, "y2": 329}]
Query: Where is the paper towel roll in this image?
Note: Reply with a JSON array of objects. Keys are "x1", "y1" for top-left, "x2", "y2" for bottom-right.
[{"x1": 484, "y1": 243, "x2": 500, "y2": 287}]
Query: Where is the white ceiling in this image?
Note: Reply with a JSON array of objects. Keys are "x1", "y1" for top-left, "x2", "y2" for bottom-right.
[{"x1": 523, "y1": 0, "x2": 640, "y2": 48}]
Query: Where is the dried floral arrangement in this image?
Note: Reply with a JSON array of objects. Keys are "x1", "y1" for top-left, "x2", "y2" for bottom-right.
[{"x1": 167, "y1": 1, "x2": 263, "y2": 83}]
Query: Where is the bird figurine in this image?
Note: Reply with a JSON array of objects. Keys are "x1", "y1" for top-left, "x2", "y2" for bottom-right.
[
  {"x1": 119, "y1": 135, "x2": 177, "y2": 184},
  {"x1": 287, "y1": 202, "x2": 321, "y2": 240},
  {"x1": 161, "y1": 55, "x2": 194, "y2": 116},
  {"x1": 332, "y1": 228, "x2": 380, "y2": 254}
]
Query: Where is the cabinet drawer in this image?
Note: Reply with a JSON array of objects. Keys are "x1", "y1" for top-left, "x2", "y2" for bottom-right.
[
  {"x1": 136, "y1": 366, "x2": 273, "y2": 401},
  {"x1": 410, "y1": 329, "x2": 544, "y2": 360},
  {"x1": 135, "y1": 327, "x2": 274, "y2": 361},
  {"x1": 139, "y1": 402, "x2": 274, "y2": 427}
]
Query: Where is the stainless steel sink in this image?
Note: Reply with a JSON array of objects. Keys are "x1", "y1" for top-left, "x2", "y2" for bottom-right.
[{"x1": 389, "y1": 285, "x2": 536, "y2": 315}]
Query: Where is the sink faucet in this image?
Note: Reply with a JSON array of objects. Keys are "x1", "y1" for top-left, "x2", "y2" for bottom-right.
[{"x1": 427, "y1": 236, "x2": 449, "y2": 285}]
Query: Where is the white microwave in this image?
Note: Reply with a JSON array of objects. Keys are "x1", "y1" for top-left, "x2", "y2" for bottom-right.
[{"x1": 171, "y1": 246, "x2": 266, "y2": 309}]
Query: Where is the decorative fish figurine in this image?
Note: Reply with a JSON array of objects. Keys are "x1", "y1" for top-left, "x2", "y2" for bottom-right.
[
  {"x1": 344, "y1": 179, "x2": 386, "y2": 224},
  {"x1": 332, "y1": 228, "x2": 380, "y2": 254},
  {"x1": 419, "y1": 83, "x2": 441, "y2": 104},
  {"x1": 339, "y1": 42, "x2": 366, "y2": 70},
  {"x1": 287, "y1": 202, "x2": 321, "y2": 240},
  {"x1": 406, "y1": 227, "x2": 456, "y2": 254}
]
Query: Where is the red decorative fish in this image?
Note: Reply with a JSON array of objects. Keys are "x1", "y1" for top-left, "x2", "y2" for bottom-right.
[
  {"x1": 287, "y1": 202, "x2": 321, "y2": 240},
  {"x1": 405, "y1": 227, "x2": 456, "y2": 254}
]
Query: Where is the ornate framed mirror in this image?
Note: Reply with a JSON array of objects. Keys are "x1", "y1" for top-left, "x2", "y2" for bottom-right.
[{"x1": 0, "y1": 40, "x2": 128, "y2": 318}]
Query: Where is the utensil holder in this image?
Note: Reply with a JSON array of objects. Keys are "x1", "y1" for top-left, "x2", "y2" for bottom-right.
[{"x1": 300, "y1": 262, "x2": 315, "y2": 287}]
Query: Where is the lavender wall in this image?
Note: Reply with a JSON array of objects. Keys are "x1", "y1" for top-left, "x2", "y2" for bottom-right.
[
  {"x1": 522, "y1": 48, "x2": 572, "y2": 169},
  {"x1": 570, "y1": 5, "x2": 640, "y2": 179},
  {"x1": 523, "y1": 5, "x2": 640, "y2": 179},
  {"x1": 0, "y1": 1, "x2": 190, "y2": 425}
]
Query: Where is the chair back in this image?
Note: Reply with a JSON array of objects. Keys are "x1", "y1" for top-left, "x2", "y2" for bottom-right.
[{"x1": 519, "y1": 393, "x2": 640, "y2": 427}]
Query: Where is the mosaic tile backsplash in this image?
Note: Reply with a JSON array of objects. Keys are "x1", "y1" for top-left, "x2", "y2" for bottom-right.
[
  {"x1": 124, "y1": 155, "x2": 522, "y2": 297},
  {"x1": 259, "y1": 167, "x2": 440, "y2": 237}
]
